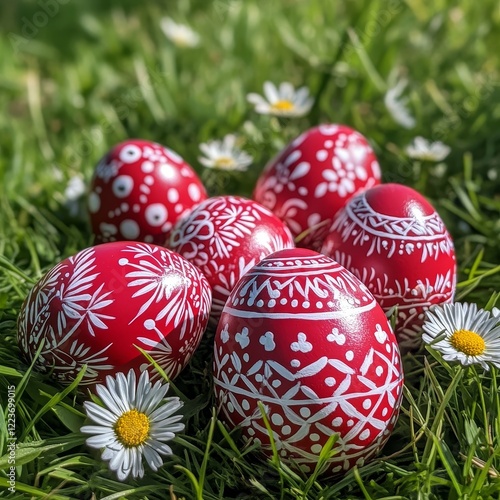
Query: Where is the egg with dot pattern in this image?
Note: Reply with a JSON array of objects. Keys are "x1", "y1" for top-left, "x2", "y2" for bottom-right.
[
  {"x1": 17, "y1": 242, "x2": 212, "y2": 388},
  {"x1": 88, "y1": 139, "x2": 207, "y2": 245},
  {"x1": 213, "y1": 248, "x2": 403, "y2": 475}
]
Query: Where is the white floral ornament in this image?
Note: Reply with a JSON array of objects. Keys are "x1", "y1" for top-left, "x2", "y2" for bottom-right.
[
  {"x1": 422, "y1": 302, "x2": 500, "y2": 370},
  {"x1": 160, "y1": 17, "x2": 200, "y2": 47},
  {"x1": 198, "y1": 135, "x2": 253, "y2": 172},
  {"x1": 247, "y1": 81, "x2": 314, "y2": 117},
  {"x1": 81, "y1": 369, "x2": 184, "y2": 481},
  {"x1": 384, "y1": 79, "x2": 416, "y2": 129},
  {"x1": 405, "y1": 136, "x2": 451, "y2": 162}
]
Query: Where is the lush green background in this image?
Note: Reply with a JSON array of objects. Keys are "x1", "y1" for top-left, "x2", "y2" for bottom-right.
[{"x1": 1, "y1": 0, "x2": 500, "y2": 498}]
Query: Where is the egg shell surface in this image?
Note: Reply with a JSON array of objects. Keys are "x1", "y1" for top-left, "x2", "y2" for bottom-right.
[
  {"x1": 253, "y1": 124, "x2": 381, "y2": 251},
  {"x1": 169, "y1": 195, "x2": 295, "y2": 326},
  {"x1": 213, "y1": 248, "x2": 403, "y2": 475},
  {"x1": 17, "y1": 242, "x2": 212, "y2": 387},
  {"x1": 88, "y1": 139, "x2": 207, "y2": 245},
  {"x1": 321, "y1": 183, "x2": 456, "y2": 349}
]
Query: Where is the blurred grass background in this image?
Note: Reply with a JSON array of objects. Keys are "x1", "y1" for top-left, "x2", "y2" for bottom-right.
[
  {"x1": 1, "y1": 1, "x2": 499, "y2": 269},
  {"x1": 1, "y1": 0, "x2": 500, "y2": 497}
]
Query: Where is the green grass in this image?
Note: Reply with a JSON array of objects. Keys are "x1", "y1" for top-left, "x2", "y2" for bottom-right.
[{"x1": 1, "y1": 0, "x2": 500, "y2": 498}]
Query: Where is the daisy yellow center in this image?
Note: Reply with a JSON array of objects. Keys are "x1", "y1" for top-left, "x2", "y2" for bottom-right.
[
  {"x1": 173, "y1": 36, "x2": 189, "y2": 47},
  {"x1": 114, "y1": 409, "x2": 150, "y2": 447},
  {"x1": 214, "y1": 156, "x2": 236, "y2": 169},
  {"x1": 270, "y1": 99, "x2": 295, "y2": 112},
  {"x1": 450, "y1": 329, "x2": 485, "y2": 356}
]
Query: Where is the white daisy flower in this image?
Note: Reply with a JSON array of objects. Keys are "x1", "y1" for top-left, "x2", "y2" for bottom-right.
[
  {"x1": 493, "y1": 307, "x2": 500, "y2": 318},
  {"x1": 198, "y1": 134, "x2": 253, "y2": 172},
  {"x1": 406, "y1": 136, "x2": 451, "y2": 162},
  {"x1": 81, "y1": 369, "x2": 184, "y2": 481},
  {"x1": 160, "y1": 17, "x2": 200, "y2": 48},
  {"x1": 247, "y1": 81, "x2": 314, "y2": 117},
  {"x1": 64, "y1": 175, "x2": 86, "y2": 217},
  {"x1": 384, "y1": 79, "x2": 416, "y2": 129},
  {"x1": 422, "y1": 302, "x2": 500, "y2": 370}
]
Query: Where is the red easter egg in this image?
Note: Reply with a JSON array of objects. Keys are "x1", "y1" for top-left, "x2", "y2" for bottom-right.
[
  {"x1": 253, "y1": 124, "x2": 381, "y2": 251},
  {"x1": 170, "y1": 195, "x2": 295, "y2": 326},
  {"x1": 17, "y1": 242, "x2": 212, "y2": 387},
  {"x1": 321, "y1": 183, "x2": 456, "y2": 349},
  {"x1": 88, "y1": 139, "x2": 207, "y2": 245},
  {"x1": 213, "y1": 248, "x2": 403, "y2": 475}
]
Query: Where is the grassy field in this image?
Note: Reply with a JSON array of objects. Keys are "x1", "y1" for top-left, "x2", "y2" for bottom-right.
[{"x1": 1, "y1": 0, "x2": 500, "y2": 498}]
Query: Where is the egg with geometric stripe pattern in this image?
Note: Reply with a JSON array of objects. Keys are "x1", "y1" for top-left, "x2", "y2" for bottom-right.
[
  {"x1": 321, "y1": 183, "x2": 457, "y2": 351},
  {"x1": 213, "y1": 248, "x2": 403, "y2": 475}
]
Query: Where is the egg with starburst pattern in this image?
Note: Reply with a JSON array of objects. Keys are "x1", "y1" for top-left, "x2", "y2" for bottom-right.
[{"x1": 17, "y1": 242, "x2": 212, "y2": 387}]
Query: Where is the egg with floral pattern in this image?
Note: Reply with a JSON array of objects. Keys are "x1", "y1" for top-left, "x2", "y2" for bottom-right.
[
  {"x1": 17, "y1": 242, "x2": 212, "y2": 387},
  {"x1": 169, "y1": 195, "x2": 295, "y2": 326},
  {"x1": 88, "y1": 139, "x2": 207, "y2": 245},
  {"x1": 321, "y1": 183, "x2": 456, "y2": 350},
  {"x1": 213, "y1": 248, "x2": 403, "y2": 475},
  {"x1": 253, "y1": 125, "x2": 381, "y2": 250}
]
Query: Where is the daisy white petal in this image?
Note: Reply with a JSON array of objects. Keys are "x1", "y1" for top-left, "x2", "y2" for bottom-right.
[
  {"x1": 83, "y1": 401, "x2": 117, "y2": 425},
  {"x1": 406, "y1": 136, "x2": 451, "y2": 162},
  {"x1": 384, "y1": 79, "x2": 416, "y2": 129},
  {"x1": 246, "y1": 93, "x2": 268, "y2": 106},
  {"x1": 81, "y1": 424, "x2": 114, "y2": 436},
  {"x1": 160, "y1": 17, "x2": 199, "y2": 48},
  {"x1": 134, "y1": 370, "x2": 151, "y2": 409},
  {"x1": 222, "y1": 134, "x2": 236, "y2": 150},
  {"x1": 64, "y1": 175, "x2": 86, "y2": 217},
  {"x1": 294, "y1": 86, "x2": 312, "y2": 106},
  {"x1": 139, "y1": 384, "x2": 169, "y2": 415},
  {"x1": 279, "y1": 81, "x2": 295, "y2": 100},
  {"x1": 198, "y1": 134, "x2": 253, "y2": 172},
  {"x1": 152, "y1": 418, "x2": 185, "y2": 433},
  {"x1": 149, "y1": 400, "x2": 182, "y2": 421},
  {"x1": 247, "y1": 81, "x2": 313, "y2": 117},
  {"x1": 85, "y1": 433, "x2": 117, "y2": 449},
  {"x1": 102, "y1": 442, "x2": 121, "y2": 461},
  {"x1": 147, "y1": 439, "x2": 174, "y2": 456},
  {"x1": 422, "y1": 302, "x2": 500, "y2": 370},
  {"x1": 263, "y1": 81, "x2": 280, "y2": 103},
  {"x1": 81, "y1": 368, "x2": 185, "y2": 481},
  {"x1": 143, "y1": 444, "x2": 164, "y2": 471}
]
